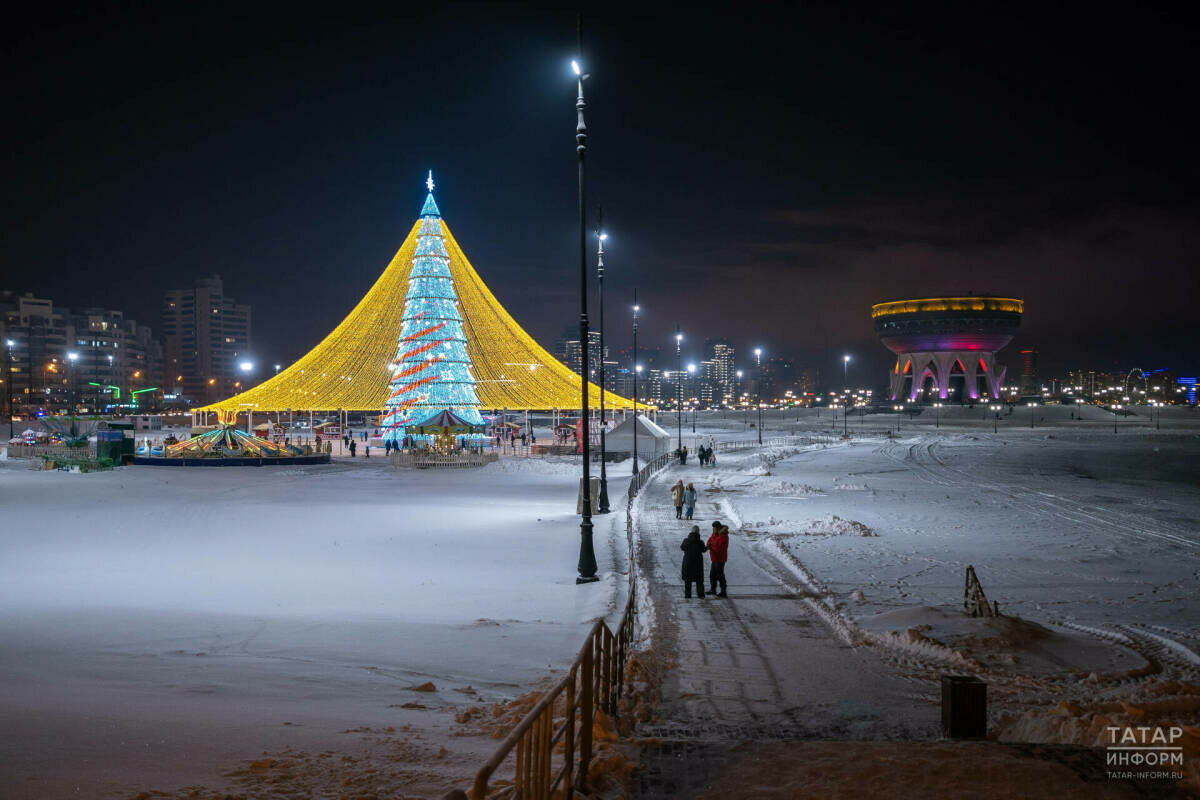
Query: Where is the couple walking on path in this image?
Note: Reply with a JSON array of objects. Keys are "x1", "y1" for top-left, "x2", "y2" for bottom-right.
[
  {"x1": 680, "y1": 521, "x2": 729, "y2": 599},
  {"x1": 670, "y1": 479, "x2": 698, "y2": 520}
]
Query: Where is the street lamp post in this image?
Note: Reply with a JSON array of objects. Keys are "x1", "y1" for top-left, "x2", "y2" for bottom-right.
[
  {"x1": 66, "y1": 351, "x2": 79, "y2": 438},
  {"x1": 687, "y1": 364, "x2": 696, "y2": 434},
  {"x1": 596, "y1": 227, "x2": 610, "y2": 514},
  {"x1": 933, "y1": 401, "x2": 943, "y2": 428},
  {"x1": 675, "y1": 327, "x2": 682, "y2": 455},
  {"x1": 572, "y1": 44, "x2": 598, "y2": 584},
  {"x1": 5, "y1": 339, "x2": 14, "y2": 440},
  {"x1": 631, "y1": 292, "x2": 639, "y2": 476},
  {"x1": 990, "y1": 403, "x2": 1001, "y2": 434},
  {"x1": 843, "y1": 354, "x2": 851, "y2": 389},
  {"x1": 1028, "y1": 402, "x2": 1037, "y2": 429},
  {"x1": 736, "y1": 370, "x2": 745, "y2": 429},
  {"x1": 1113, "y1": 404, "x2": 1121, "y2": 434}
]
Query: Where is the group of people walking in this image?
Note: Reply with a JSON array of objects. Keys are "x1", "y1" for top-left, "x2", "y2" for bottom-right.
[
  {"x1": 670, "y1": 479, "x2": 698, "y2": 520},
  {"x1": 669, "y1": 479, "x2": 730, "y2": 598}
]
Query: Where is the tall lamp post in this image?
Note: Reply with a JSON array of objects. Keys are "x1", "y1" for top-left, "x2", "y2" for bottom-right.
[
  {"x1": 66, "y1": 351, "x2": 79, "y2": 438},
  {"x1": 596, "y1": 227, "x2": 610, "y2": 513},
  {"x1": 572, "y1": 46, "x2": 598, "y2": 584},
  {"x1": 843, "y1": 354, "x2": 851, "y2": 389},
  {"x1": 674, "y1": 327, "x2": 682, "y2": 455},
  {"x1": 5, "y1": 339, "x2": 15, "y2": 440},
  {"x1": 239, "y1": 361, "x2": 254, "y2": 433},
  {"x1": 754, "y1": 348, "x2": 764, "y2": 445},
  {"x1": 631, "y1": 292, "x2": 639, "y2": 475},
  {"x1": 1027, "y1": 401, "x2": 1037, "y2": 429},
  {"x1": 990, "y1": 403, "x2": 1001, "y2": 433},
  {"x1": 933, "y1": 401, "x2": 943, "y2": 429},
  {"x1": 736, "y1": 370, "x2": 745, "y2": 429},
  {"x1": 687, "y1": 363, "x2": 696, "y2": 434}
]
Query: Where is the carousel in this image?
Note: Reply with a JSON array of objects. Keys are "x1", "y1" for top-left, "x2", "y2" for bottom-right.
[
  {"x1": 136, "y1": 412, "x2": 331, "y2": 466},
  {"x1": 391, "y1": 409, "x2": 494, "y2": 468}
]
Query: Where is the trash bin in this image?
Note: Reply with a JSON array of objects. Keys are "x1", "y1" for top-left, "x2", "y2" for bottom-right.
[{"x1": 941, "y1": 675, "x2": 986, "y2": 738}]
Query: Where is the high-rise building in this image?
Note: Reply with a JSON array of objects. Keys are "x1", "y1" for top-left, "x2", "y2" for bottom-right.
[
  {"x1": 162, "y1": 275, "x2": 251, "y2": 405},
  {"x1": 564, "y1": 331, "x2": 604, "y2": 383},
  {"x1": 1020, "y1": 349, "x2": 1039, "y2": 395},
  {"x1": 703, "y1": 338, "x2": 736, "y2": 404},
  {"x1": 1, "y1": 291, "x2": 163, "y2": 413}
]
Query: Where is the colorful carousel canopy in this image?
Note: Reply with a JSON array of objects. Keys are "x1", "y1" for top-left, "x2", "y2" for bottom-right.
[
  {"x1": 405, "y1": 409, "x2": 486, "y2": 436},
  {"x1": 198, "y1": 177, "x2": 647, "y2": 414}
]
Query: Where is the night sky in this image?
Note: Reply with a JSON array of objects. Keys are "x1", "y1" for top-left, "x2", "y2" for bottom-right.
[{"x1": 4, "y1": 3, "x2": 1198, "y2": 387}]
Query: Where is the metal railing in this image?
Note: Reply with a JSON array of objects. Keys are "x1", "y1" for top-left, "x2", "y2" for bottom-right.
[
  {"x1": 470, "y1": 449, "x2": 673, "y2": 799},
  {"x1": 3, "y1": 443, "x2": 95, "y2": 460},
  {"x1": 388, "y1": 451, "x2": 499, "y2": 469},
  {"x1": 467, "y1": 434, "x2": 831, "y2": 798}
]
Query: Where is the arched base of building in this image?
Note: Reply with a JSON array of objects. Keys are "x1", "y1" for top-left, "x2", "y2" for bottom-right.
[{"x1": 888, "y1": 352, "x2": 1008, "y2": 402}]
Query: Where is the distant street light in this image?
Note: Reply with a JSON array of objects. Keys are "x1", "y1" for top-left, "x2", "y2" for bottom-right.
[
  {"x1": 5, "y1": 339, "x2": 15, "y2": 439},
  {"x1": 275, "y1": 364, "x2": 282, "y2": 375},
  {"x1": 1027, "y1": 401, "x2": 1037, "y2": 429},
  {"x1": 675, "y1": 327, "x2": 683, "y2": 453},
  {"x1": 933, "y1": 401, "x2": 943, "y2": 429},
  {"x1": 631, "y1": 293, "x2": 640, "y2": 476},
  {"x1": 596, "y1": 227, "x2": 609, "y2": 514},
  {"x1": 843, "y1": 354, "x2": 851, "y2": 389},
  {"x1": 66, "y1": 351, "x2": 79, "y2": 418},
  {"x1": 990, "y1": 403, "x2": 1002, "y2": 434},
  {"x1": 687, "y1": 363, "x2": 696, "y2": 433},
  {"x1": 1112, "y1": 403, "x2": 1121, "y2": 434}
]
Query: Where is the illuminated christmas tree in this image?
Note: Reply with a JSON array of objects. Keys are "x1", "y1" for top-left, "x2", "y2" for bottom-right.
[{"x1": 382, "y1": 172, "x2": 484, "y2": 442}]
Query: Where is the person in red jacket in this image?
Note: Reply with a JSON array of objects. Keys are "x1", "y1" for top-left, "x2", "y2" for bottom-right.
[{"x1": 707, "y1": 521, "x2": 729, "y2": 598}]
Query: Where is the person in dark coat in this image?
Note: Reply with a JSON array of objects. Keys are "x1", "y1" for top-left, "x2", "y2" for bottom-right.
[
  {"x1": 349, "y1": 440, "x2": 357, "y2": 457},
  {"x1": 680, "y1": 526, "x2": 708, "y2": 598},
  {"x1": 707, "y1": 521, "x2": 729, "y2": 597}
]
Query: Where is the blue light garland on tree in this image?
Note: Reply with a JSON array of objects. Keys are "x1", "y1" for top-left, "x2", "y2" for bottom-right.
[{"x1": 381, "y1": 173, "x2": 484, "y2": 442}]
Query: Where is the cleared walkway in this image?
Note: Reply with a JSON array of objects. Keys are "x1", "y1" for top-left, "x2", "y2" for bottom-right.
[{"x1": 633, "y1": 452, "x2": 939, "y2": 796}]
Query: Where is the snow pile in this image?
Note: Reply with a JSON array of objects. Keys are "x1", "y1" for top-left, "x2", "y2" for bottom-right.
[
  {"x1": 762, "y1": 479, "x2": 823, "y2": 496},
  {"x1": 799, "y1": 514, "x2": 877, "y2": 537},
  {"x1": 993, "y1": 683, "x2": 1200, "y2": 792},
  {"x1": 487, "y1": 457, "x2": 580, "y2": 476},
  {"x1": 831, "y1": 481, "x2": 869, "y2": 491}
]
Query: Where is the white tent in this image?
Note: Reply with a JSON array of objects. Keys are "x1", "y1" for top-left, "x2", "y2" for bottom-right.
[{"x1": 604, "y1": 414, "x2": 672, "y2": 457}]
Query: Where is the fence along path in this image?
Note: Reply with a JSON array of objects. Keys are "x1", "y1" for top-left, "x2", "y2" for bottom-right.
[{"x1": 466, "y1": 437, "x2": 827, "y2": 798}]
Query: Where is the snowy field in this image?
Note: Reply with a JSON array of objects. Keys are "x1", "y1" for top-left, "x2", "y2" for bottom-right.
[
  {"x1": 0, "y1": 450, "x2": 629, "y2": 798},
  {"x1": 1, "y1": 403, "x2": 1197, "y2": 797}
]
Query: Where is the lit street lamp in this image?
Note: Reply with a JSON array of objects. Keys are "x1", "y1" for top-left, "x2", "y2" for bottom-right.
[
  {"x1": 893, "y1": 404, "x2": 903, "y2": 433},
  {"x1": 1027, "y1": 401, "x2": 1037, "y2": 429},
  {"x1": 843, "y1": 354, "x2": 851, "y2": 389},
  {"x1": 933, "y1": 401, "x2": 943, "y2": 429},
  {"x1": 571, "y1": 41, "x2": 598, "y2": 584},
  {"x1": 596, "y1": 226, "x2": 609, "y2": 514},
  {"x1": 631, "y1": 293, "x2": 639, "y2": 475},
  {"x1": 675, "y1": 327, "x2": 683, "y2": 454},
  {"x1": 5, "y1": 339, "x2": 15, "y2": 440},
  {"x1": 687, "y1": 363, "x2": 696, "y2": 433},
  {"x1": 1112, "y1": 403, "x2": 1121, "y2": 434},
  {"x1": 990, "y1": 403, "x2": 1002, "y2": 434},
  {"x1": 736, "y1": 370, "x2": 745, "y2": 429}
]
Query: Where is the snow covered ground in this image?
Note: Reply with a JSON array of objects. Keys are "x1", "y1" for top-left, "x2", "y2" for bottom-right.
[
  {"x1": 1, "y1": 403, "x2": 1197, "y2": 796},
  {"x1": 0, "y1": 452, "x2": 629, "y2": 798}
]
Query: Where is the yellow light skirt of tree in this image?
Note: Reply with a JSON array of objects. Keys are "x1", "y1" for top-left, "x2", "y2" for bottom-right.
[{"x1": 198, "y1": 220, "x2": 646, "y2": 413}]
